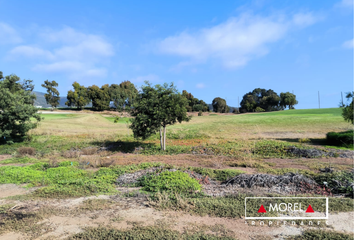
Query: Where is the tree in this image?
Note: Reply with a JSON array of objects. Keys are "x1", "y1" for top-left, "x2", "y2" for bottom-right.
[
  {"x1": 130, "y1": 82, "x2": 191, "y2": 150},
  {"x1": 280, "y1": 92, "x2": 298, "y2": 110},
  {"x1": 342, "y1": 92, "x2": 353, "y2": 124},
  {"x1": 212, "y1": 97, "x2": 227, "y2": 113},
  {"x1": 240, "y1": 88, "x2": 281, "y2": 112},
  {"x1": 87, "y1": 84, "x2": 110, "y2": 111},
  {"x1": 41, "y1": 80, "x2": 60, "y2": 110},
  {"x1": 0, "y1": 71, "x2": 41, "y2": 144},
  {"x1": 182, "y1": 90, "x2": 209, "y2": 112},
  {"x1": 65, "y1": 82, "x2": 90, "y2": 109},
  {"x1": 109, "y1": 81, "x2": 138, "y2": 112}
]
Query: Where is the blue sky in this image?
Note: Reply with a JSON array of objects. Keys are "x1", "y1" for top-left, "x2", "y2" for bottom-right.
[{"x1": 0, "y1": 0, "x2": 352, "y2": 109}]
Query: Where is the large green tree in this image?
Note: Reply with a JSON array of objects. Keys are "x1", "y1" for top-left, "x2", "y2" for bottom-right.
[
  {"x1": 87, "y1": 84, "x2": 110, "y2": 111},
  {"x1": 342, "y1": 92, "x2": 353, "y2": 124},
  {"x1": 0, "y1": 71, "x2": 41, "y2": 144},
  {"x1": 109, "y1": 81, "x2": 138, "y2": 112},
  {"x1": 41, "y1": 80, "x2": 60, "y2": 110},
  {"x1": 130, "y1": 82, "x2": 190, "y2": 150},
  {"x1": 240, "y1": 88, "x2": 281, "y2": 112},
  {"x1": 65, "y1": 82, "x2": 90, "y2": 109},
  {"x1": 182, "y1": 90, "x2": 209, "y2": 112},
  {"x1": 280, "y1": 92, "x2": 298, "y2": 109},
  {"x1": 212, "y1": 97, "x2": 227, "y2": 113}
]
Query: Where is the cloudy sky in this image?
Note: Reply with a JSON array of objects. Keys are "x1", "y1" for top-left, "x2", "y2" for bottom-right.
[{"x1": 0, "y1": 0, "x2": 352, "y2": 109}]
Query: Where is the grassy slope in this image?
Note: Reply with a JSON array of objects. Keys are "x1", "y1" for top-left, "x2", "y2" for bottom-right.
[{"x1": 168, "y1": 108, "x2": 351, "y2": 140}]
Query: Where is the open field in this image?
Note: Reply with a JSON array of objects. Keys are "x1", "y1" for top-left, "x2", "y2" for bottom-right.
[{"x1": 0, "y1": 108, "x2": 353, "y2": 239}]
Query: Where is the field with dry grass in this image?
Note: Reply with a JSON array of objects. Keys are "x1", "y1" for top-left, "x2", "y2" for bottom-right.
[{"x1": 0, "y1": 108, "x2": 353, "y2": 240}]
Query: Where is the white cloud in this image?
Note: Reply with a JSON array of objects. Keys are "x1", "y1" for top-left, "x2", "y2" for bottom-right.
[
  {"x1": 292, "y1": 12, "x2": 319, "y2": 27},
  {"x1": 0, "y1": 22, "x2": 22, "y2": 44},
  {"x1": 336, "y1": 0, "x2": 353, "y2": 7},
  {"x1": 7, "y1": 26, "x2": 114, "y2": 79},
  {"x1": 9, "y1": 45, "x2": 54, "y2": 59},
  {"x1": 342, "y1": 39, "x2": 354, "y2": 49},
  {"x1": 129, "y1": 74, "x2": 161, "y2": 84},
  {"x1": 157, "y1": 12, "x2": 319, "y2": 69},
  {"x1": 196, "y1": 83, "x2": 206, "y2": 89}
]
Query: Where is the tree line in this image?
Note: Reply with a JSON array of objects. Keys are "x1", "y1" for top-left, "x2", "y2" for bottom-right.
[
  {"x1": 239, "y1": 88, "x2": 298, "y2": 113},
  {"x1": 1, "y1": 70, "x2": 353, "y2": 148}
]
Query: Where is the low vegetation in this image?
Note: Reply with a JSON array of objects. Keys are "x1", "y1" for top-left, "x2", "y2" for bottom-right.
[{"x1": 68, "y1": 226, "x2": 236, "y2": 240}]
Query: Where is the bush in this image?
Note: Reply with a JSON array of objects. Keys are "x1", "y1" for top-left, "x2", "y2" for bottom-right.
[
  {"x1": 113, "y1": 116, "x2": 120, "y2": 123},
  {"x1": 326, "y1": 130, "x2": 353, "y2": 147},
  {"x1": 255, "y1": 107, "x2": 265, "y2": 112},
  {"x1": 138, "y1": 170, "x2": 201, "y2": 194},
  {"x1": 198, "y1": 111, "x2": 203, "y2": 116},
  {"x1": 17, "y1": 147, "x2": 36, "y2": 156}
]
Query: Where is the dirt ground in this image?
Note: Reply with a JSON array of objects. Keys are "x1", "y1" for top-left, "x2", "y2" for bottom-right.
[{"x1": 0, "y1": 185, "x2": 353, "y2": 240}]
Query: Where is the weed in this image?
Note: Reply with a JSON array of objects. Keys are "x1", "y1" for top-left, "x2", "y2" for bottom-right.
[
  {"x1": 138, "y1": 171, "x2": 202, "y2": 194},
  {"x1": 17, "y1": 147, "x2": 36, "y2": 156}
]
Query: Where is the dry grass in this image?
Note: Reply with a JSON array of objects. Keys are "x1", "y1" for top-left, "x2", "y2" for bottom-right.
[{"x1": 17, "y1": 147, "x2": 36, "y2": 156}]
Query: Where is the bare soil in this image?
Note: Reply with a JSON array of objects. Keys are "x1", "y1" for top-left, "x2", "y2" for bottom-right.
[
  {"x1": 0, "y1": 155, "x2": 12, "y2": 162},
  {"x1": 0, "y1": 193, "x2": 352, "y2": 240}
]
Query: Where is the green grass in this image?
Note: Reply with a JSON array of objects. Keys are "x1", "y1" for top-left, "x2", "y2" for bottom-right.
[
  {"x1": 289, "y1": 229, "x2": 353, "y2": 240},
  {"x1": 0, "y1": 162, "x2": 163, "y2": 198},
  {"x1": 68, "y1": 226, "x2": 236, "y2": 240},
  {"x1": 104, "y1": 116, "x2": 131, "y2": 123}
]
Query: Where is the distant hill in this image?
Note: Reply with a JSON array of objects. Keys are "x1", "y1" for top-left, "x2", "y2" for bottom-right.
[{"x1": 33, "y1": 91, "x2": 68, "y2": 108}]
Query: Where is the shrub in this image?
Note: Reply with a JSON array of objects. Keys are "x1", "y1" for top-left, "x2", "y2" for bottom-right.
[
  {"x1": 17, "y1": 147, "x2": 36, "y2": 156},
  {"x1": 138, "y1": 170, "x2": 201, "y2": 194},
  {"x1": 290, "y1": 229, "x2": 353, "y2": 240},
  {"x1": 255, "y1": 107, "x2": 265, "y2": 112},
  {"x1": 198, "y1": 110, "x2": 203, "y2": 116},
  {"x1": 114, "y1": 116, "x2": 120, "y2": 123},
  {"x1": 326, "y1": 130, "x2": 353, "y2": 147}
]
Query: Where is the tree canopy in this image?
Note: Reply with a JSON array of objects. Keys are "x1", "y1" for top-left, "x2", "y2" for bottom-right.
[
  {"x1": 87, "y1": 84, "x2": 110, "y2": 111},
  {"x1": 41, "y1": 80, "x2": 60, "y2": 110},
  {"x1": 240, "y1": 88, "x2": 296, "y2": 112},
  {"x1": 342, "y1": 91, "x2": 353, "y2": 124},
  {"x1": 212, "y1": 97, "x2": 228, "y2": 113},
  {"x1": 129, "y1": 82, "x2": 190, "y2": 150},
  {"x1": 182, "y1": 90, "x2": 209, "y2": 112},
  {"x1": 65, "y1": 82, "x2": 90, "y2": 109},
  {"x1": 109, "y1": 81, "x2": 138, "y2": 111},
  {"x1": 280, "y1": 92, "x2": 298, "y2": 109},
  {"x1": 0, "y1": 71, "x2": 41, "y2": 144}
]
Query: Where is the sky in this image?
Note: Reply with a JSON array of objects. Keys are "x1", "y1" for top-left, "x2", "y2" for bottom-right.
[{"x1": 0, "y1": 0, "x2": 352, "y2": 109}]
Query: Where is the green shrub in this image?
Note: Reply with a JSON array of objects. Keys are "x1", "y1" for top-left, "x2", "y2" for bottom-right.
[
  {"x1": 326, "y1": 130, "x2": 353, "y2": 147},
  {"x1": 69, "y1": 226, "x2": 236, "y2": 240},
  {"x1": 138, "y1": 170, "x2": 201, "y2": 194},
  {"x1": 255, "y1": 107, "x2": 265, "y2": 112},
  {"x1": 58, "y1": 161, "x2": 79, "y2": 167},
  {"x1": 290, "y1": 229, "x2": 353, "y2": 240},
  {"x1": 198, "y1": 111, "x2": 203, "y2": 116}
]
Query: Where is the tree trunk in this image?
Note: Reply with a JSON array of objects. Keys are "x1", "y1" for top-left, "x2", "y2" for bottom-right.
[
  {"x1": 159, "y1": 127, "x2": 163, "y2": 150},
  {"x1": 163, "y1": 126, "x2": 166, "y2": 151}
]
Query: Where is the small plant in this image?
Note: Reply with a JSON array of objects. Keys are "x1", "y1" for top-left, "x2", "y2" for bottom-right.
[
  {"x1": 114, "y1": 116, "x2": 120, "y2": 123},
  {"x1": 255, "y1": 107, "x2": 265, "y2": 112},
  {"x1": 298, "y1": 138, "x2": 311, "y2": 144},
  {"x1": 17, "y1": 147, "x2": 36, "y2": 156},
  {"x1": 198, "y1": 111, "x2": 203, "y2": 116},
  {"x1": 138, "y1": 170, "x2": 201, "y2": 194}
]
